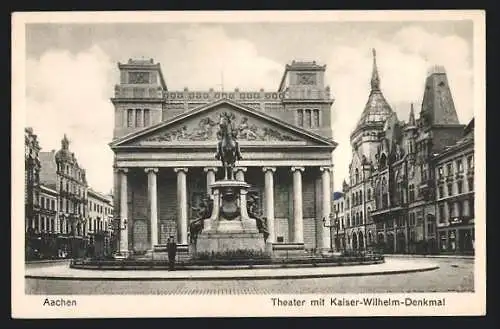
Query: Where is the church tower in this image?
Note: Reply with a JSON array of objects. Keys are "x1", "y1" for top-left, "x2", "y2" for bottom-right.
[
  {"x1": 350, "y1": 49, "x2": 394, "y2": 166},
  {"x1": 111, "y1": 58, "x2": 167, "y2": 139},
  {"x1": 277, "y1": 60, "x2": 334, "y2": 138}
]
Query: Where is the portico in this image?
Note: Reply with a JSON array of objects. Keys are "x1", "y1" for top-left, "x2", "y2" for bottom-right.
[{"x1": 110, "y1": 99, "x2": 337, "y2": 255}]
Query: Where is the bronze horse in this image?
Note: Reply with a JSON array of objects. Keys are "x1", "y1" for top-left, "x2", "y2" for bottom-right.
[{"x1": 215, "y1": 112, "x2": 242, "y2": 180}]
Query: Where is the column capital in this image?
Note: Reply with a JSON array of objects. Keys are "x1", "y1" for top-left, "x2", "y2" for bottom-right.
[
  {"x1": 320, "y1": 166, "x2": 332, "y2": 173},
  {"x1": 174, "y1": 167, "x2": 189, "y2": 174},
  {"x1": 262, "y1": 166, "x2": 276, "y2": 173},
  {"x1": 234, "y1": 166, "x2": 247, "y2": 172},
  {"x1": 144, "y1": 167, "x2": 159, "y2": 174},
  {"x1": 203, "y1": 167, "x2": 218, "y2": 173},
  {"x1": 114, "y1": 167, "x2": 129, "y2": 174},
  {"x1": 291, "y1": 166, "x2": 305, "y2": 173}
]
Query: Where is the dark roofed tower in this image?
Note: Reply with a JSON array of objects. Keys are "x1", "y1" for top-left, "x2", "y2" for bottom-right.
[
  {"x1": 420, "y1": 65, "x2": 460, "y2": 126},
  {"x1": 419, "y1": 65, "x2": 465, "y2": 153}
]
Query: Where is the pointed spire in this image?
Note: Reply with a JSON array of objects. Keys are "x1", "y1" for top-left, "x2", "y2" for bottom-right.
[
  {"x1": 408, "y1": 103, "x2": 416, "y2": 126},
  {"x1": 61, "y1": 134, "x2": 69, "y2": 150},
  {"x1": 370, "y1": 48, "x2": 380, "y2": 91}
]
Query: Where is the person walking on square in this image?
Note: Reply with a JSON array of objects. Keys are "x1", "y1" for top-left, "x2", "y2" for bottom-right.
[{"x1": 167, "y1": 236, "x2": 177, "y2": 271}]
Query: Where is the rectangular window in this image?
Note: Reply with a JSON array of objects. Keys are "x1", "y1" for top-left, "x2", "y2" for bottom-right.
[
  {"x1": 456, "y1": 159, "x2": 464, "y2": 173},
  {"x1": 127, "y1": 109, "x2": 134, "y2": 128},
  {"x1": 467, "y1": 155, "x2": 474, "y2": 169},
  {"x1": 447, "y1": 183, "x2": 453, "y2": 197},
  {"x1": 438, "y1": 166, "x2": 444, "y2": 179},
  {"x1": 304, "y1": 109, "x2": 311, "y2": 128},
  {"x1": 421, "y1": 164, "x2": 427, "y2": 180},
  {"x1": 135, "y1": 109, "x2": 142, "y2": 127},
  {"x1": 143, "y1": 109, "x2": 150, "y2": 126},
  {"x1": 438, "y1": 185, "x2": 444, "y2": 199},
  {"x1": 439, "y1": 205, "x2": 445, "y2": 223},
  {"x1": 313, "y1": 109, "x2": 320, "y2": 128},
  {"x1": 457, "y1": 180, "x2": 463, "y2": 194},
  {"x1": 40, "y1": 197, "x2": 45, "y2": 208},
  {"x1": 297, "y1": 109, "x2": 304, "y2": 127},
  {"x1": 468, "y1": 177, "x2": 474, "y2": 192},
  {"x1": 447, "y1": 163, "x2": 453, "y2": 176},
  {"x1": 51, "y1": 200, "x2": 55, "y2": 210}
]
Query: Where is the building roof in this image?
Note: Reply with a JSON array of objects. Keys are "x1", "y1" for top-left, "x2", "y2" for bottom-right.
[
  {"x1": 333, "y1": 191, "x2": 344, "y2": 201},
  {"x1": 420, "y1": 66, "x2": 460, "y2": 125},
  {"x1": 355, "y1": 49, "x2": 393, "y2": 130},
  {"x1": 39, "y1": 184, "x2": 58, "y2": 195},
  {"x1": 88, "y1": 188, "x2": 113, "y2": 203}
]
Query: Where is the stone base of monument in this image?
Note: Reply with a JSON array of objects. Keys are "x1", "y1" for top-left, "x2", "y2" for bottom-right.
[{"x1": 195, "y1": 230, "x2": 267, "y2": 254}]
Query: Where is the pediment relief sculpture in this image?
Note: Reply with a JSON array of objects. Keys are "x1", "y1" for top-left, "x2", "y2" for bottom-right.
[{"x1": 144, "y1": 113, "x2": 301, "y2": 142}]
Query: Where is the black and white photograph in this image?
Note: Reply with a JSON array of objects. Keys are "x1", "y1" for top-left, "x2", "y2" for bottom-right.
[{"x1": 13, "y1": 10, "x2": 485, "y2": 318}]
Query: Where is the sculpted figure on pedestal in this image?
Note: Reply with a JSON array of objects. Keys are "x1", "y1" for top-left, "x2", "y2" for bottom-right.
[
  {"x1": 247, "y1": 193, "x2": 269, "y2": 242},
  {"x1": 189, "y1": 195, "x2": 213, "y2": 244}
]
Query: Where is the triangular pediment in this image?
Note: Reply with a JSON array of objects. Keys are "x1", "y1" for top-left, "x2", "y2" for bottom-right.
[{"x1": 110, "y1": 99, "x2": 336, "y2": 149}]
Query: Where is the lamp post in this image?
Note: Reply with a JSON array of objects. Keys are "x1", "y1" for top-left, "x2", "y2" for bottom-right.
[{"x1": 323, "y1": 209, "x2": 340, "y2": 253}]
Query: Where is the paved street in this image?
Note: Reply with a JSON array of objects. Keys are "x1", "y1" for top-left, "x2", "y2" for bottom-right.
[{"x1": 25, "y1": 257, "x2": 474, "y2": 295}]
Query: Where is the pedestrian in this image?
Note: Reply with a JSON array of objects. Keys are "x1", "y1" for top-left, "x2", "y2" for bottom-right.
[{"x1": 167, "y1": 236, "x2": 177, "y2": 271}]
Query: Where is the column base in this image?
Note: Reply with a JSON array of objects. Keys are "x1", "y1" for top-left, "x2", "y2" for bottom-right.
[{"x1": 114, "y1": 250, "x2": 131, "y2": 259}]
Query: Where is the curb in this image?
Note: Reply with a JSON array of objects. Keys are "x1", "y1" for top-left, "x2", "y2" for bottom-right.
[
  {"x1": 24, "y1": 265, "x2": 439, "y2": 281},
  {"x1": 384, "y1": 254, "x2": 474, "y2": 260},
  {"x1": 25, "y1": 259, "x2": 71, "y2": 264}
]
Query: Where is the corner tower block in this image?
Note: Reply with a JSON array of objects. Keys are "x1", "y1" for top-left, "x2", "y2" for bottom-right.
[{"x1": 112, "y1": 58, "x2": 167, "y2": 139}]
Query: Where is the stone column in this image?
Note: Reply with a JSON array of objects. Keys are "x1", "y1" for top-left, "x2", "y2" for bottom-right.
[
  {"x1": 291, "y1": 167, "x2": 305, "y2": 244},
  {"x1": 203, "y1": 167, "x2": 218, "y2": 196},
  {"x1": 234, "y1": 167, "x2": 247, "y2": 181},
  {"x1": 263, "y1": 167, "x2": 276, "y2": 243},
  {"x1": 145, "y1": 167, "x2": 159, "y2": 248},
  {"x1": 174, "y1": 168, "x2": 188, "y2": 245},
  {"x1": 118, "y1": 168, "x2": 129, "y2": 255},
  {"x1": 320, "y1": 166, "x2": 332, "y2": 250}
]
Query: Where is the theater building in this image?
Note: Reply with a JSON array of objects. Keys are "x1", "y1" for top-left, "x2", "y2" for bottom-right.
[
  {"x1": 342, "y1": 50, "x2": 468, "y2": 254},
  {"x1": 109, "y1": 58, "x2": 338, "y2": 255}
]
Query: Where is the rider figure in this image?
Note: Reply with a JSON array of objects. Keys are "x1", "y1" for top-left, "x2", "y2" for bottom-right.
[{"x1": 215, "y1": 113, "x2": 243, "y2": 161}]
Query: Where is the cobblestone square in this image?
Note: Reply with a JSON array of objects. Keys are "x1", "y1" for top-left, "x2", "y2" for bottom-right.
[{"x1": 25, "y1": 257, "x2": 474, "y2": 295}]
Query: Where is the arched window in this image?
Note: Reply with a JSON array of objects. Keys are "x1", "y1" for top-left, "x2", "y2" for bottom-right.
[
  {"x1": 360, "y1": 190, "x2": 363, "y2": 203},
  {"x1": 355, "y1": 168, "x2": 359, "y2": 184},
  {"x1": 367, "y1": 206, "x2": 371, "y2": 222},
  {"x1": 381, "y1": 177, "x2": 388, "y2": 208},
  {"x1": 367, "y1": 189, "x2": 371, "y2": 201}
]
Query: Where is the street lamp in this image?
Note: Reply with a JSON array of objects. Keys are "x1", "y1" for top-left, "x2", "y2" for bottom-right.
[{"x1": 323, "y1": 209, "x2": 340, "y2": 253}]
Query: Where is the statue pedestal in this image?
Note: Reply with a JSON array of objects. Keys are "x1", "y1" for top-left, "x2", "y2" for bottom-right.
[{"x1": 194, "y1": 179, "x2": 267, "y2": 255}]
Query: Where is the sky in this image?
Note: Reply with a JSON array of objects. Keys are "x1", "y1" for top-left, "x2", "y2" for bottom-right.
[{"x1": 25, "y1": 20, "x2": 474, "y2": 194}]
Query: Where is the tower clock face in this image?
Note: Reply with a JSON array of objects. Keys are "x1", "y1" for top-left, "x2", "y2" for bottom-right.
[{"x1": 297, "y1": 73, "x2": 316, "y2": 85}]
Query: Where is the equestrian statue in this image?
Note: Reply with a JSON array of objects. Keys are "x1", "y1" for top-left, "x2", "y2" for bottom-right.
[{"x1": 215, "y1": 112, "x2": 243, "y2": 180}]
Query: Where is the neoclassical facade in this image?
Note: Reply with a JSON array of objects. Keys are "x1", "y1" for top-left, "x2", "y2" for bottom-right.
[{"x1": 110, "y1": 59, "x2": 337, "y2": 255}]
